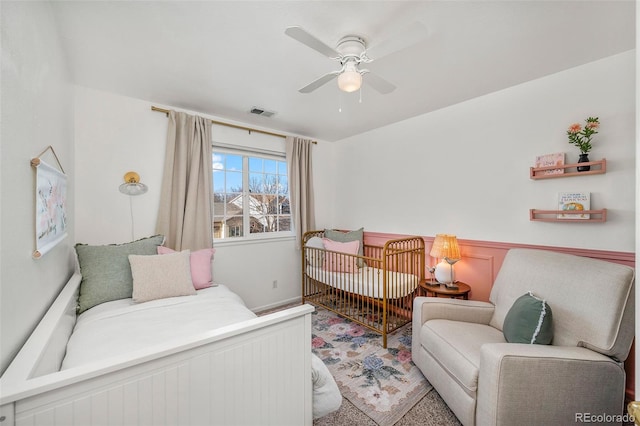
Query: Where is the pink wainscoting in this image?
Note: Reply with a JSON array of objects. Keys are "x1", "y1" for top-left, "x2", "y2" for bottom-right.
[{"x1": 363, "y1": 231, "x2": 636, "y2": 400}]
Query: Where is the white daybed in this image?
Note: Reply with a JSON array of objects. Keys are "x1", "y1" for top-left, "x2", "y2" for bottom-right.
[{"x1": 0, "y1": 272, "x2": 318, "y2": 425}]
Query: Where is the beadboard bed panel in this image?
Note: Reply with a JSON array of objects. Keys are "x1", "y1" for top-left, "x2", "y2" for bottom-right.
[{"x1": 0, "y1": 273, "x2": 314, "y2": 426}]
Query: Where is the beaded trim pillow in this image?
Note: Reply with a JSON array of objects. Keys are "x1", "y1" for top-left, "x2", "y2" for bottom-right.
[{"x1": 502, "y1": 291, "x2": 553, "y2": 344}]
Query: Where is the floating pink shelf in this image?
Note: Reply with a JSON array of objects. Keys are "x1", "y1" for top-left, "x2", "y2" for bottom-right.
[
  {"x1": 530, "y1": 158, "x2": 607, "y2": 222},
  {"x1": 529, "y1": 209, "x2": 607, "y2": 223},
  {"x1": 530, "y1": 158, "x2": 606, "y2": 179}
]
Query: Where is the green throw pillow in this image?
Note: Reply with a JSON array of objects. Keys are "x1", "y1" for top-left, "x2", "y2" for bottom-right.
[
  {"x1": 324, "y1": 228, "x2": 365, "y2": 267},
  {"x1": 503, "y1": 292, "x2": 553, "y2": 344},
  {"x1": 75, "y1": 235, "x2": 165, "y2": 313}
]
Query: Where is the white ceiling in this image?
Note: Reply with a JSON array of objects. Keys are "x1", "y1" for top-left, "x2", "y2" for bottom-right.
[{"x1": 51, "y1": 1, "x2": 635, "y2": 142}]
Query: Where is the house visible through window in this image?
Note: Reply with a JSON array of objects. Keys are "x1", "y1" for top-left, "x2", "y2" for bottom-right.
[{"x1": 212, "y1": 149, "x2": 291, "y2": 239}]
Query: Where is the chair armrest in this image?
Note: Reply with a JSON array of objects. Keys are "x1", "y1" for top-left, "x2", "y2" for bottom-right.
[
  {"x1": 477, "y1": 343, "x2": 626, "y2": 425},
  {"x1": 412, "y1": 296, "x2": 495, "y2": 327}
]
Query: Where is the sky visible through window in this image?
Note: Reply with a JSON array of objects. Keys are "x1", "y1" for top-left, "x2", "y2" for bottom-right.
[{"x1": 212, "y1": 151, "x2": 290, "y2": 238}]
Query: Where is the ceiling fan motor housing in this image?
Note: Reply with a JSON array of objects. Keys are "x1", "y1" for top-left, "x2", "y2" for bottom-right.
[{"x1": 336, "y1": 36, "x2": 367, "y2": 61}]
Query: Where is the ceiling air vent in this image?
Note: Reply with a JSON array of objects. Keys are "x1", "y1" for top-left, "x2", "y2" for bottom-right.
[{"x1": 249, "y1": 106, "x2": 276, "y2": 118}]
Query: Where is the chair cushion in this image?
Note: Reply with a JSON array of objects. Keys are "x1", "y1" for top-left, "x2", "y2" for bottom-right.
[
  {"x1": 502, "y1": 292, "x2": 553, "y2": 344},
  {"x1": 420, "y1": 319, "x2": 506, "y2": 394}
]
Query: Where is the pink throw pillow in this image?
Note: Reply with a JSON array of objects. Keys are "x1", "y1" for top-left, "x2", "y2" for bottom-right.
[
  {"x1": 157, "y1": 246, "x2": 216, "y2": 289},
  {"x1": 322, "y1": 238, "x2": 359, "y2": 273}
]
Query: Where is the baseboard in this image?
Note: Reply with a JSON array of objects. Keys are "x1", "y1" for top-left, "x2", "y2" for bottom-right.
[{"x1": 251, "y1": 296, "x2": 303, "y2": 315}]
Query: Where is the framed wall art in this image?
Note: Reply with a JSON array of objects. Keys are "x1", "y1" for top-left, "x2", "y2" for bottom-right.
[{"x1": 31, "y1": 146, "x2": 67, "y2": 259}]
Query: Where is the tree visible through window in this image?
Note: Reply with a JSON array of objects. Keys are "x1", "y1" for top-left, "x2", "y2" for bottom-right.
[{"x1": 212, "y1": 150, "x2": 291, "y2": 239}]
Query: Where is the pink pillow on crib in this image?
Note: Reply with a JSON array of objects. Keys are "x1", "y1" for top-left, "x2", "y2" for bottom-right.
[
  {"x1": 322, "y1": 238, "x2": 359, "y2": 273},
  {"x1": 157, "y1": 246, "x2": 216, "y2": 289}
]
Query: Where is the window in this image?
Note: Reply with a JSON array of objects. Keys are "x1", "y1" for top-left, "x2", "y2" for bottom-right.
[{"x1": 212, "y1": 150, "x2": 291, "y2": 240}]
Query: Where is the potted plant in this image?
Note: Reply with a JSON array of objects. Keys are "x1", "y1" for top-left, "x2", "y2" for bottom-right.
[{"x1": 567, "y1": 116, "x2": 599, "y2": 171}]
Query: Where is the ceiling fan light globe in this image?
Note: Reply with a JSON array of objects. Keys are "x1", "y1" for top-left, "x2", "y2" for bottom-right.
[{"x1": 338, "y1": 71, "x2": 362, "y2": 93}]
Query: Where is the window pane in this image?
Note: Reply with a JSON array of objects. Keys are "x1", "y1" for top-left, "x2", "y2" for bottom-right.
[
  {"x1": 249, "y1": 157, "x2": 263, "y2": 172},
  {"x1": 249, "y1": 173, "x2": 263, "y2": 192},
  {"x1": 226, "y1": 193, "x2": 243, "y2": 212},
  {"x1": 226, "y1": 217, "x2": 243, "y2": 237},
  {"x1": 279, "y1": 199, "x2": 290, "y2": 214},
  {"x1": 278, "y1": 175, "x2": 288, "y2": 195},
  {"x1": 264, "y1": 174, "x2": 277, "y2": 193},
  {"x1": 264, "y1": 159, "x2": 277, "y2": 174},
  {"x1": 278, "y1": 161, "x2": 287, "y2": 175},
  {"x1": 226, "y1": 154, "x2": 242, "y2": 171},
  {"x1": 278, "y1": 216, "x2": 291, "y2": 232},
  {"x1": 225, "y1": 172, "x2": 242, "y2": 192},
  {"x1": 212, "y1": 153, "x2": 225, "y2": 171}
]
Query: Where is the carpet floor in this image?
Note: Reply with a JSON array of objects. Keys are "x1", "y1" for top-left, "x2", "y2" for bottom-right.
[
  {"x1": 256, "y1": 302, "x2": 462, "y2": 425},
  {"x1": 315, "y1": 389, "x2": 461, "y2": 426}
]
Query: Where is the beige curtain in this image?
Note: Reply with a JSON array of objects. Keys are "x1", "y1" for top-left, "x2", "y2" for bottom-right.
[
  {"x1": 285, "y1": 136, "x2": 316, "y2": 249},
  {"x1": 156, "y1": 110, "x2": 213, "y2": 250}
]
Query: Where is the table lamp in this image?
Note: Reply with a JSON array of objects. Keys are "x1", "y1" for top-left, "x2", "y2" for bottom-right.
[{"x1": 429, "y1": 234, "x2": 461, "y2": 289}]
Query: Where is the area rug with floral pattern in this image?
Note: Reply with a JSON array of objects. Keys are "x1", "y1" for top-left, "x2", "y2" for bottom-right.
[{"x1": 312, "y1": 307, "x2": 432, "y2": 426}]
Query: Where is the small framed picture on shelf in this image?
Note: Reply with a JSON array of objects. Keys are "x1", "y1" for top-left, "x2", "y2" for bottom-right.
[
  {"x1": 557, "y1": 192, "x2": 590, "y2": 219},
  {"x1": 535, "y1": 152, "x2": 565, "y2": 176}
]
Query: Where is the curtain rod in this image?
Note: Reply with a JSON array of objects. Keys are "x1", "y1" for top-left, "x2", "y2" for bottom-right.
[{"x1": 151, "y1": 106, "x2": 316, "y2": 144}]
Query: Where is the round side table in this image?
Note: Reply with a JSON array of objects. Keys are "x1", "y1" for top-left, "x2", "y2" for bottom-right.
[{"x1": 419, "y1": 280, "x2": 471, "y2": 300}]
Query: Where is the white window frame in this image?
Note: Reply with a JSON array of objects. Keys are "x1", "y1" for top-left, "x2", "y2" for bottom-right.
[{"x1": 212, "y1": 145, "x2": 294, "y2": 244}]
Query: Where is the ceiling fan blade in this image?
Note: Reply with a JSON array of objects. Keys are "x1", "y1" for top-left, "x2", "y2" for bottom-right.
[
  {"x1": 363, "y1": 72, "x2": 396, "y2": 94},
  {"x1": 285, "y1": 26, "x2": 340, "y2": 58},
  {"x1": 365, "y1": 21, "x2": 428, "y2": 61},
  {"x1": 299, "y1": 71, "x2": 341, "y2": 93}
]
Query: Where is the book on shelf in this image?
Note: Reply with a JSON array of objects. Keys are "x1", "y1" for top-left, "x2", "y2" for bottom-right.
[
  {"x1": 535, "y1": 152, "x2": 565, "y2": 176},
  {"x1": 557, "y1": 192, "x2": 590, "y2": 219}
]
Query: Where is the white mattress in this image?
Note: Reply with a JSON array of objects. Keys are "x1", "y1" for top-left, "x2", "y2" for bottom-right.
[
  {"x1": 61, "y1": 284, "x2": 342, "y2": 418},
  {"x1": 306, "y1": 265, "x2": 419, "y2": 299},
  {"x1": 61, "y1": 285, "x2": 257, "y2": 369}
]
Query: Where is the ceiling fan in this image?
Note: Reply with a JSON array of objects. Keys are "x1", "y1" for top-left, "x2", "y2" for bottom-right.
[{"x1": 285, "y1": 23, "x2": 427, "y2": 95}]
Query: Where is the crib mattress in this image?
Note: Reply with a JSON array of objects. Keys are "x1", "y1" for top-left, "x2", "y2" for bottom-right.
[{"x1": 306, "y1": 265, "x2": 419, "y2": 299}]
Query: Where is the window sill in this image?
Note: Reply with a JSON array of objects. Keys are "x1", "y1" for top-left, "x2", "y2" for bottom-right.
[{"x1": 213, "y1": 233, "x2": 295, "y2": 247}]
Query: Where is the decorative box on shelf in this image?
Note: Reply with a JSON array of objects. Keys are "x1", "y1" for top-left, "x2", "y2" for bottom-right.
[{"x1": 530, "y1": 158, "x2": 606, "y2": 179}]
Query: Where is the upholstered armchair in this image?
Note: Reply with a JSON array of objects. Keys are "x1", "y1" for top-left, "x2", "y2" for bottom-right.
[{"x1": 412, "y1": 248, "x2": 635, "y2": 426}]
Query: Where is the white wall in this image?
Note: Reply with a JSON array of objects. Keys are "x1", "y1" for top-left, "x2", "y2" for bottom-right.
[
  {"x1": 73, "y1": 51, "x2": 634, "y2": 316},
  {"x1": 0, "y1": 2, "x2": 75, "y2": 374},
  {"x1": 635, "y1": 1, "x2": 639, "y2": 403},
  {"x1": 322, "y1": 51, "x2": 635, "y2": 253},
  {"x1": 74, "y1": 87, "x2": 166, "y2": 245},
  {"x1": 74, "y1": 86, "x2": 333, "y2": 311}
]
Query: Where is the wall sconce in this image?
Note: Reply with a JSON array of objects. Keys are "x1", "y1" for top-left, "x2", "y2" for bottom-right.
[
  {"x1": 119, "y1": 171, "x2": 148, "y2": 196},
  {"x1": 429, "y1": 234, "x2": 461, "y2": 289},
  {"x1": 119, "y1": 171, "x2": 147, "y2": 241}
]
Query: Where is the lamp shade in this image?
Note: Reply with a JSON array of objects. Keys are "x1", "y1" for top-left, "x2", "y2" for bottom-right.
[
  {"x1": 430, "y1": 234, "x2": 461, "y2": 284},
  {"x1": 119, "y1": 171, "x2": 148, "y2": 196},
  {"x1": 429, "y1": 234, "x2": 460, "y2": 260}
]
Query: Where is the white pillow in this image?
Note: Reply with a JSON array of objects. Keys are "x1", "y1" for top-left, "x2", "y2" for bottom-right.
[
  {"x1": 305, "y1": 236, "x2": 325, "y2": 267},
  {"x1": 129, "y1": 250, "x2": 196, "y2": 303}
]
